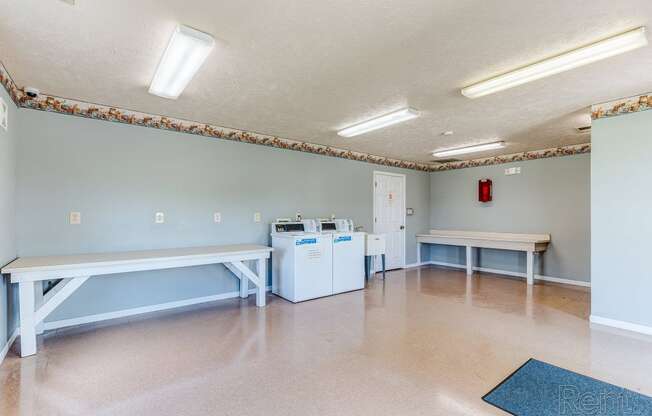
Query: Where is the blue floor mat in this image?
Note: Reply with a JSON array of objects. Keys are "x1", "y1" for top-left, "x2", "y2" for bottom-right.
[{"x1": 483, "y1": 359, "x2": 652, "y2": 416}]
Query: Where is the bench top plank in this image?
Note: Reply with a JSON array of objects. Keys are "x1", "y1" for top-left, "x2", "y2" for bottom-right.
[
  {"x1": 2, "y1": 244, "x2": 273, "y2": 274},
  {"x1": 417, "y1": 230, "x2": 550, "y2": 244}
]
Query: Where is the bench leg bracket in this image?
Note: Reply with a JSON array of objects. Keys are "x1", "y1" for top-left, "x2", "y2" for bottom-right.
[{"x1": 19, "y1": 276, "x2": 90, "y2": 357}]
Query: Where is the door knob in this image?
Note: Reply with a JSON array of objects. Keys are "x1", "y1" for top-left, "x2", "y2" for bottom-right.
[{"x1": 400, "y1": 225, "x2": 405, "y2": 230}]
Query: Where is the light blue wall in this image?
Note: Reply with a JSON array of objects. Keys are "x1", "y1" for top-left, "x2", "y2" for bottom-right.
[
  {"x1": 429, "y1": 154, "x2": 590, "y2": 282},
  {"x1": 16, "y1": 109, "x2": 430, "y2": 322},
  {"x1": 0, "y1": 86, "x2": 18, "y2": 346},
  {"x1": 3, "y1": 96, "x2": 594, "y2": 333},
  {"x1": 591, "y1": 110, "x2": 652, "y2": 328}
]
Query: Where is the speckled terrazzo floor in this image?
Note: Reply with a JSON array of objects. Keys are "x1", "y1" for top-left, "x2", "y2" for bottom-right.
[{"x1": 1, "y1": 266, "x2": 651, "y2": 416}]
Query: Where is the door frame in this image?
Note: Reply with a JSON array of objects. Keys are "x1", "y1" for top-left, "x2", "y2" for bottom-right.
[{"x1": 372, "y1": 170, "x2": 407, "y2": 269}]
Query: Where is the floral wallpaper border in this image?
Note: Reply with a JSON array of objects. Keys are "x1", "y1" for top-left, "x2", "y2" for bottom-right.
[
  {"x1": 0, "y1": 62, "x2": 22, "y2": 106},
  {"x1": 591, "y1": 93, "x2": 652, "y2": 120},
  {"x1": 1, "y1": 63, "x2": 435, "y2": 172},
  {"x1": 1, "y1": 61, "x2": 591, "y2": 172},
  {"x1": 431, "y1": 143, "x2": 591, "y2": 171}
]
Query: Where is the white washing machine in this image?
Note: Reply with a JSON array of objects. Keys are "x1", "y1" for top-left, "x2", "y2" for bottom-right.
[
  {"x1": 271, "y1": 220, "x2": 333, "y2": 302},
  {"x1": 318, "y1": 219, "x2": 365, "y2": 294}
]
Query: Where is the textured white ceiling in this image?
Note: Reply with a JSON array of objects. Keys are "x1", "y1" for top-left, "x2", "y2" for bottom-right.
[{"x1": 1, "y1": 0, "x2": 651, "y2": 162}]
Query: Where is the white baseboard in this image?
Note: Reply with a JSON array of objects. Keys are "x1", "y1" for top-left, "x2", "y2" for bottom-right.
[
  {"x1": 425, "y1": 260, "x2": 590, "y2": 288},
  {"x1": 425, "y1": 260, "x2": 465, "y2": 270},
  {"x1": 538, "y1": 275, "x2": 590, "y2": 288},
  {"x1": 405, "y1": 261, "x2": 431, "y2": 269},
  {"x1": 44, "y1": 286, "x2": 272, "y2": 331},
  {"x1": 590, "y1": 315, "x2": 652, "y2": 336},
  {"x1": 0, "y1": 328, "x2": 19, "y2": 366}
]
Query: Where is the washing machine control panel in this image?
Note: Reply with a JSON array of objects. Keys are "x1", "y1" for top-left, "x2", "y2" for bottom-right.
[
  {"x1": 271, "y1": 219, "x2": 318, "y2": 234},
  {"x1": 318, "y1": 219, "x2": 354, "y2": 233},
  {"x1": 320, "y1": 222, "x2": 337, "y2": 231},
  {"x1": 274, "y1": 223, "x2": 305, "y2": 233}
]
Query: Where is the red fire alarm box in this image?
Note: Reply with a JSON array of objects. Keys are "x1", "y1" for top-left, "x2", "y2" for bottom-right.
[{"x1": 479, "y1": 179, "x2": 492, "y2": 202}]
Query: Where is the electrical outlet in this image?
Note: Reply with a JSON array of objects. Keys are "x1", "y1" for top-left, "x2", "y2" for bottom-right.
[
  {"x1": 155, "y1": 212, "x2": 165, "y2": 224},
  {"x1": 254, "y1": 212, "x2": 261, "y2": 223},
  {"x1": 69, "y1": 211, "x2": 81, "y2": 225},
  {"x1": 214, "y1": 212, "x2": 221, "y2": 223}
]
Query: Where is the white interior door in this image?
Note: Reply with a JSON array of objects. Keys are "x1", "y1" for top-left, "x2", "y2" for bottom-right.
[{"x1": 373, "y1": 171, "x2": 406, "y2": 270}]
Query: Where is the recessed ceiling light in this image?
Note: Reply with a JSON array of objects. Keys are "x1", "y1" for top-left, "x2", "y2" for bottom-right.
[
  {"x1": 433, "y1": 141, "x2": 505, "y2": 158},
  {"x1": 337, "y1": 108, "x2": 420, "y2": 137},
  {"x1": 149, "y1": 25, "x2": 215, "y2": 100},
  {"x1": 461, "y1": 27, "x2": 648, "y2": 99}
]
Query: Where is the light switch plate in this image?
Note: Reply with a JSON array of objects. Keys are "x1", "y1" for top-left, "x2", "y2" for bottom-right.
[
  {"x1": 69, "y1": 211, "x2": 81, "y2": 225},
  {"x1": 214, "y1": 212, "x2": 221, "y2": 223},
  {"x1": 155, "y1": 212, "x2": 165, "y2": 224},
  {"x1": 505, "y1": 167, "x2": 521, "y2": 175},
  {"x1": 254, "y1": 212, "x2": 261, "y2": 223}
]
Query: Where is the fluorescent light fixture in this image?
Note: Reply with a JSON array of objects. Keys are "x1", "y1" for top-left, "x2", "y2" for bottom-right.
[
  {"x1": 337, "y1": 108, "x2": 419, "y2": 137},
  {"x1": 433, "y1": 141, "x2": 505, "y2": 158},
  {"x1": 149, "y1": 25, "x2": 215, "y2": 99},
  {"x1": 462, "y1": 27, "x2": 648, "y2": 99}
]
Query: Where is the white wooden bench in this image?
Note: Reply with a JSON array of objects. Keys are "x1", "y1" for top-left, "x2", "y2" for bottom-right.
[
  {"x1": 1, "y1": 244, "x2": 273, "y2": 357},
  {"x1": 416, "y1": 230, "x2": 550, "y2": 285}
]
